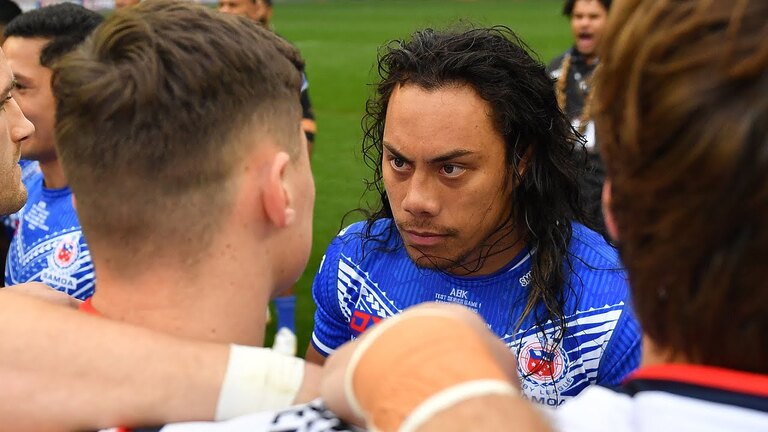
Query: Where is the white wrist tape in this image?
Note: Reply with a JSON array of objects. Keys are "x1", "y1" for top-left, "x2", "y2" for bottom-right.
[
  {"x1": 399, "y1": 380, "x2": 519, "y2": 432},
  {"x1": 215, "y1": 344, "x2": 305, "y2": 420}
]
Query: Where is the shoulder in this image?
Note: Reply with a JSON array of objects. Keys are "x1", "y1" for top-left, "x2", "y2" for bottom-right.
[
  {"x1": 551, "y1": 386, "x2": 633, "y2": 432},
  {"x1": 23, "y1": 169, "x2": 44, "y2": 193},
  {"x1": 565, "y1": 223, "x2": 630, "y2": 304},
  {"x1": 318, "y1": 219, "x2": 399, "y2": 273},
  {"x1": 569, "y1": 223, "x2": 622, "y2": 269},
  {"x1": 547, "y1": 50, "x2": 570, "y2": 76},
  {"x1": 19, "y1": 160, "x2": 41, "y2": 184},
  {"x1": 334, "y1": 218, "x2": 398, "y2": 249}
]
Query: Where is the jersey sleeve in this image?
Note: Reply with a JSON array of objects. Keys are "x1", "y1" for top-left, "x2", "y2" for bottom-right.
[
  {"x1": 595, "y1": 303, "x2": 642, "y2": 385},
  {"x1": 310, "y1": 234, "x2": 353, "y2": 357}
]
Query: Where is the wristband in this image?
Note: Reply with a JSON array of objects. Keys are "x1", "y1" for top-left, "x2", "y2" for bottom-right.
[
  {"x1": 399, "y1": 379, "x2": 518, "y2": 432},
  {"x1": 215, "y1": 344, "x2": 305, "y2": 420}
]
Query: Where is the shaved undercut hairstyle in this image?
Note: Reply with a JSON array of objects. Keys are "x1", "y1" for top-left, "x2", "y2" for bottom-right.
[
  {"x1": 52, "y1": 0, "x2": 304, "y2": 271},
  {"x1": 595, "y1": 0, "x2": 767, "y2": 373}
]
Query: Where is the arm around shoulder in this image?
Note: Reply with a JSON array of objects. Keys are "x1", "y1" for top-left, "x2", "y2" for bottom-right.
[{"x1": 0, "y1": 290, "x2": 228, "y2": 430}]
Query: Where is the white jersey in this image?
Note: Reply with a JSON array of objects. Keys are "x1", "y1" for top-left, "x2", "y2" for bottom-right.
[
  {"x1": 100, "y1": 400, "x2": 361, "y2": 432},
  {"x1": 553, "y1": 364, "x2": 768, "y2": 432},
  {"x1": 104, "y1": 365, "x2": 767, "y2": 432}
]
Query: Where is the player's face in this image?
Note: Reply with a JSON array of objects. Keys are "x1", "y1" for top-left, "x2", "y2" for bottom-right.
[
  {"x1": 0, "y1": 49, "x2": 34, "y2": 215},
  {"x1": 2, "y1": 37, "x2": 56, "y2": 163},
  {"x1": 383, "y1": 84, "x2": 518, "y2": 275},
  {"x1": 219, "y1": 0, "x2": 268, "y2": 23},
  {"x1": 570, "y1": 0, "x2": 608, "y2": 59}
]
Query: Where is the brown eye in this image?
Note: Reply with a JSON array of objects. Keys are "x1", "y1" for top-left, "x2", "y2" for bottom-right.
[{"x1": 441, "y1": 164, "x2": 465, "y2": 178}]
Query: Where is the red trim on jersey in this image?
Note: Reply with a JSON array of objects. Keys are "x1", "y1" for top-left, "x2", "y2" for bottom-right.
[
  {"x1": 627, "y1": 364, "x2": 768, "y2": 397},
  {"x1": 80, "y1": 300, "x2": 132, "y2": 431},
  {"x1": 78, "y1": 297, "x2": 101, "y2": 316}
]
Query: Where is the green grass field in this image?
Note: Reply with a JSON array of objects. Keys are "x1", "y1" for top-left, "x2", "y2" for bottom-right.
[{"x1": 264, "y1": 0, "x2": 573, "y2": 354}]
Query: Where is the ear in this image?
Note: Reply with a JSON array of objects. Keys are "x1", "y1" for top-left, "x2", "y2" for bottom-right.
[
  {"x1": 262, "y1": 151, "x2": 296, "y2": 228},
  {"x1": 602, "y1": 180, "x2": 619, "y2": 241}
]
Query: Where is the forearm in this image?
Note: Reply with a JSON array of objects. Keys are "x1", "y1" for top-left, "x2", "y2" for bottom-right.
[
  {"x1": 0, "y1": 291, "x2": 227, "y2": 430},
  {"x1": 322, "y1": 303, "x2": 548, "y2": 431}
]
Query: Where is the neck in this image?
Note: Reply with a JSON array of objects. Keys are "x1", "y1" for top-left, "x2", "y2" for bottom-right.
[
  {"x1": 641, "y1": 335, "x2": 689, "y2": 367},
  {"x1": 38, "y1": 159, "x2": 68, "y2": 189},
  {"x1": 90, "y1": 237, "x2": 274, "y2": 346},
  {"x1": 450, "y1": 219, "x2": 527, "y2": 277}
]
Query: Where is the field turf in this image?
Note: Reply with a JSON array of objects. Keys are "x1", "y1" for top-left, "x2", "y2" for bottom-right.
[{"x1": 265, "y1": 0, "x2": 572, "y2": 355}]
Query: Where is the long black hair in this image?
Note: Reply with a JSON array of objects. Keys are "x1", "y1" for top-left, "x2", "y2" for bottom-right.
[{"x1": 358, "y1": 25, "x2": 594, "y2": 351}]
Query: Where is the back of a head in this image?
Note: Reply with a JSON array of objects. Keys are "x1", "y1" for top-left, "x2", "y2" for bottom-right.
[
  {"x1": 52, "y1": 0, "x2": 303, "y2": 268},
  {"x1": 3, "y1": 3, "x2": 102, "y2": 67},
  {"x1": 594, "y1": 0, "x2": 767, "y2": 373},
  {"x1": 0, "y1": 0, "x2": 20, "y2": 26}
]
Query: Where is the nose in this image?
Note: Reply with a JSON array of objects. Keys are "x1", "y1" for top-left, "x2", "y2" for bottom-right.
[
  {"x1": 8, "y1": 98, "x2": 33, "y2": 144},
  {"x1": 401, "y1": 170, "x2": 439, "y2": 217}
]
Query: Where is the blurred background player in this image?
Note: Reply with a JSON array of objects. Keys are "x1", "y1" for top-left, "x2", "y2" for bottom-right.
[
  {"x1": 307, "y1": 26, "x2": 640, "y2": 406},
  {"x1": 548, "y1": 0, "x2": 611, "y2": 232},
  {"x1": 0, "y1": 0, "x2": 19, "y2": 44},
  {"x1": 0, "y1": 33, "x2": 33, "y2": 216},
  {"x1": 0, "y1": 0, "x2": 21, "y2": 267},
  {"x1": 218, "y1": 0, "x2": 317, "y2": 358},
  {"x1": 2, "y1": 4, "x2": 102, "y2": 299}
]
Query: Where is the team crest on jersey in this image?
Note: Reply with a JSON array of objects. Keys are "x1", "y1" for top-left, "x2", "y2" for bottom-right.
[
  {"x1": 41, "y1": 234, "x2": 83, "y2": 294},
  {"x1": 52, "y1": 235, "x2": 80, "y2": 269},
  {"x1": 519, "y1": 341, "x2": 568, "y2": 383}
]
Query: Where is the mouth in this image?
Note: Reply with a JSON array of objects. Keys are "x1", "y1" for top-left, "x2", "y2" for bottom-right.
[
  {"x1": 402, "y1": 229, "x2": 449, "y2": 247},
  {"x1": 578, "y1": 32, "x2": 594, "y2": 44}
]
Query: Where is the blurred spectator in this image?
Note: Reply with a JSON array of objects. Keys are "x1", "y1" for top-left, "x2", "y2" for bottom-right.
[
  {"x1": 0, "y1": 0, "x2": 20, "y2": 43},
  {"x1": 2, "y1": 4, "x2": 102, "y2": 298},
  {"x1": 548, "y1": 0, "x2": 611, "y2": 233}
]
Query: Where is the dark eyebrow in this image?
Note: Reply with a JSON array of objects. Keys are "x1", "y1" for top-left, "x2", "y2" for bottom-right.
[
  {"x1": 428, "y1": 149, "x2": 476, "y2": 164},
  {"x1": 383, "y1": 142, "x2": 476, "y2": 164},
  {"x1": 382, "y1": 142, "x2": 413, "y2": 163}
]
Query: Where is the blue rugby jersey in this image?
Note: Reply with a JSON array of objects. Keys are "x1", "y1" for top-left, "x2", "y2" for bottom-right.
[
  {"x1": 2, "y1": 160, "x2": 41, "y2": 239},
  {"x1": 4, "y1": 170, "x2": 95, "y2": 299},
  {"x1": 311, "y1": 219, "x2": 641, "y2": 406}
]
